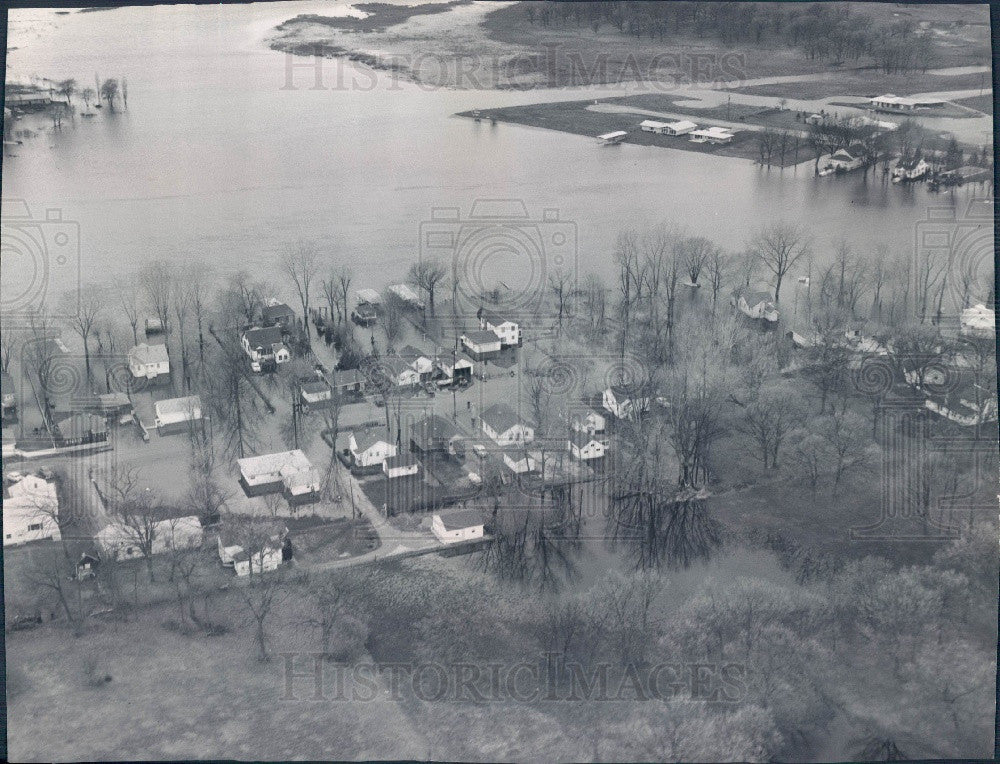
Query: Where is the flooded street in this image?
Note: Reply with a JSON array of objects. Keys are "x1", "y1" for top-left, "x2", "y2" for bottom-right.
[{"x1": 4, "y1": 3, "x2": 990, "y2": 301}]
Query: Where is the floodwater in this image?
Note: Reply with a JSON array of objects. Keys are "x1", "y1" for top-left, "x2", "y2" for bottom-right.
[{"x1": 3, "y1": 1, "x2": 992, "y2": 310}]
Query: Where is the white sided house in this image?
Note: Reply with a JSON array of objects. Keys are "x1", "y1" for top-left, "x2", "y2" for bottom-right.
[
  {"x1": 349, "y1": 427, "x2": 397, "y2": 469},
  {"x1": 481, "y1": 403, "x2": 534, "y2": 447},
  {"x1": 732, "y1": 287, "x2": 779, "y2": 323},
  {"x1": 380, "y1": 356, "x2": 421, "y2": 388},
  {"x1": 461, "y1": 330, "x2": 503, "y2": 360},
  {"x1": 383, "y1": 454, "x2": 420, "y2": 479},
  {"x1": 870, "y1": 94, "x2": 918, "y2": 112},
  {"x1": 602, "y1": 386, "x2": 650, "y2": 421},
  {"x1": 569, "y1": 431, "x2": 607, "y2": 461},
  {"x1": 435, "y1": 353, "x2": 475, "y2": 386},
  {"x1": 397, "y1": 346, "x2": 435, "y2": 380},
  {"x1": 479, "y1": 310, "x2": 521, "y2": 347},
  {"x1": 128, "y1": 343, "x2": 170, "y2": 380},
  {"x1": 824, "y1": 145, "x2": 865, "y2": 173},
  {"x1": 3, "y1": 472, "x2": 60, "y2": 546},
  {"x1": 689, "y1": 126, "x2": 735, "y2": 144},
  {"x1": 661, "y1": 119, "x2": 698, "y2": 136},
  {"x1": 154, "y1": 395, "x2": 203, "y2": 435},
  {"x1": 217, "y1": 524, "x2": 286, "y2": 575},
  {"x1": 640, "y1": 119, "x2": 670, "y2": 133},
  {"x1": 241, "y1": 326, "x2": 290, "y2": 371},
  {"x1": 570, "y1": 410, "x2": 606, "y2": 436},
  {"x1": 237, "y1": 449, "x2": 320, "y2": 503},
  {"x1": 892, "y1": 157, "x2": 929, "y2": 181},
  {"x1": 97, "y1": 515, "x2": 203, "y2": 561},
  {"x1": 502, "y1": 448, "x2": 537, "y2": 474},
  {"x1": 432, "y1": 509, "x2": 485, "y2": 544}
]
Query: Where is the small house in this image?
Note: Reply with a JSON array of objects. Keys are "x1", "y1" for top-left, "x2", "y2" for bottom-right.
[
  {"x1": 237, "y1": 449, "x2": 320, "y2": 503},
  {"x1": 461, "y1": 330, "x2": 503, "y2": 360},
  {"x1": 435, "y1": 353, "x2": 474, "y2": 386},
  {"x1": 892, "y1": 157, "x2": 929, "y2": 181},
  {"x1": 388, "y1": 283, "x2": 424, "y2": 309},
  {"x1": 233, "y1": 545, "x2": 283, "y2": 576},
  {"x1": 350, "y1": 304, "x2": 378, "y2": 327},
  {"x1": 300, "y1": 380, "x2": 333, "y2": 409},
  {"x1": 97, "y1": 514, "x2": 202, "y2": 560},
  {"x1": 870, "y1": 94, "x2": 918, "y2": 112},
  {"x1": 241, "y1": 326, "x2": 290, "y2": 371},
  {"x1": 569, "y1": 431, "x2": 606, "y2": 461},
  {"x1": 478, "y1": 310, "x2": 521, "y2": 347},
  {"x1": 397, "y1": 345, "x2": 435, "y2": 380},
  {"x1": 825, "y1": 145, "x2": 865, "y2": 173},
  {"x1": 502, "y1": 448, "x2": 537, "y2": 474},
  {"x1": 348, "y1": 426, "x2": 397, "y2": 469},
  {"x1": 153, "y1": 395, "x2": 203, "y2": 435},
  {"x1": 1, "y1": 370, "x2": 15, "y2": 413},
  {"x1": 380, "y1": 356, "x2": 420, "y2": 388},
  {"x1": 383, "y1": 454, "x2": 420, "y2": 479},
  {"x1": 410, "y1": 414, "x2": 458, "y2": 454},
  {"x1": 144, "y1": 317, "x2": 165, "y2": 337},
  {"x1": 662, "y1": 119, "x2": 697, "y2": 136},
  {"x1": 2, "y1": 472, "x2": 60, "y2": 546},
  {"x1": 731, "y1": 287, "x2": 779, "y2": 323},
  {"x1": 127, "y1": 343, "x2": 170, "y2": 380},
  {"x1": 261, "y1": 301, "x2": 295, "y2": 328},
  {"x1": 570, "y1": 410, "x2": 606, "y2": 435},
  {"x1": 217, "y1": 523, "x2": 286, "y2": 575},
  {"x1": 689, "y1": 126, "x2": 735, "y2": 144},
  {"x1": 432, "y1": 509, "x2": 485, "y2": 544},
  {"x1": 52, "y1": 411, "x2": 108, "y2": 446},
  {"x1": 481, "y1": 403, "x2": 534, "y2": 447},
  {"x1": 333, "y1": 368, "x2": 366, "y2": 397},
  {"x1": 602, "y1": 386, "x2": 650, "y2": 421},
  {"x1": 640, "y1": 119, "x2": 670, "y2": 133},
  {"x1": 960, "y1": 304, "x2": 995, "y2": 338}
]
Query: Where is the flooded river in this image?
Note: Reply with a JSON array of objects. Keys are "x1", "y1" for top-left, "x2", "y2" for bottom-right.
[{"x1": 3, "y1": 2, "x2": 991, "y2": 305}]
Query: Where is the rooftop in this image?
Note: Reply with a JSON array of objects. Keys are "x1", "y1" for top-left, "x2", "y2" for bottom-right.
[
  {"x1": 385, "y1": 454, "x2": 419, "y2": 469},
  {"x1": 481, "y1": 402, "x2": 525, "y2": 434},
  {"x1": 244, "y1": 326, "x2": 283, "y2": 348},
  {"x1": 128, "y1": 343, "x2": 169, "y2": 365},
  {"x1": 463, "y1": 329, "x2": 502, "y2": 346},
  {"x1": 351, "y1": 426, "x2": 391, "y2": 453},
  {"x1": 436, "y1": 508, "x2": 484, "y2": 531},
  {"x1": 237, "y1": 449, "x2": 313, "y2": 478},
  {"x1": 154, "y1": 395, "x2": 202, "y2": 418}
]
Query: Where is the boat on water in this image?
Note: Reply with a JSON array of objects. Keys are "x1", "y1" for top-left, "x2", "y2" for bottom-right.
[{"x1": 597, "y1": 130, "x2": 628, "y2": 146}]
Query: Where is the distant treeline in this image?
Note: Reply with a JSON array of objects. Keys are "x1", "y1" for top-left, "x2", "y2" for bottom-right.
[{"x1": 522, "y1": 1, "x2": 949, "y2": 74}]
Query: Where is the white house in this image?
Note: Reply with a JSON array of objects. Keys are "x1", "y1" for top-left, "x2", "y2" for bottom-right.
[
  {"x1": 602, "y1": 386, "x2": 650, "y2": 420},
  {"x1": 128, "y1": 343, "x2": 170, "y2": 380},
  {"x1": 481, "y1": 403, "x2": 534, "y2": 446},
  {"x1": 355, "y1": 288, "x2": 382, "y2": 306},
  {"x1": 570, "y1": 410, "x2": 606, "y2": 436},
  {"x1": 892, "y1": 157, "x2": 929, "y2": 181},
  {"x1": 461, "y1": 330, "x2": 503, "y2": 360},
  {"x1": 154, "y1": 395, "x2": 203, "y2": 435},
  {"x1": 960, "y1": 304, "x2": 995, "y2": 338},
  {"x1": 436, "y1": 353, "x2": 474, "y2": 386},
  {"x1": 380, "y1": 356, "x2": 421, "y2": 387},
  {"x1": 241, "y1": 326, "x2": 290, "y2": 371},
  {"x1": 597, "y1": 130, "x2": 628, "y2": 145},
  {"x1": 397, "y1": 345, "x2": 435, "y2": 380},
  {"x1": 640, "y1": 119, "x2": 670, "y2": 133},
  {"x1": 479, "y1": 311, "x2": 521, "y2": 347},
  {"x1": 96, "y1": 515, "x2": 202, "y2": 561},
  {"x1": 383, "y1": 454, "x2": 420, "y2": 479},
  {"x1": 237, "y1": 449, "x2": 319, "y2": 502},
  {"x1": 300, "y1": 380, "x2": 333, "y2": 408},
  {"x1": 824, "y1": 145, "x2": 865, "y2": 173},
  {"x1": 870, "y1": 94, "x2": 918, "y2": 112},
  {"x1": 689, "y1": 126, "x2": 735, "y2": 144},
  {"x1": 432, "y1": 509, "x2": 485, "y2": 544},
  {"x1": 503, "y1": 448, "x2": 537, "y2": 474},
  {"x1": 569, "y1": 432, "x2": 606, "y2": 461},
  {"x1": 349, "y1": 427, "x2": 397, "y2": 468},
  {"x1": 388, "y1": 283, "x2": 425, "y2": 309},
  {"x1": 3, "y1": 472, "x2": 60, "y2": 546},
  {"x1": 662, "y1": 119, "x2": 698, "y2": 136},
  {"x1": 732, "y1": 287, "x2": 779, "y2": 323},
  {"x1": 234, "y1": 545, "x2": 283, "y2": 577}
]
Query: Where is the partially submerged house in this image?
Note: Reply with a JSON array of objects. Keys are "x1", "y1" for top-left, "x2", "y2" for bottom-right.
[
  {"x1": 435, "y1": 353, "x2": 474, "y2": 386},
  {"x1": 732, "y1": 287, "x2": 779, "y2": 324},
  {"x1": 689, "y1": 126, "x2": 735, "y2": 144},
  {"x1": 480, "y1": 403, "x2": 534, "y2": 447},
  {"x1": 237, "y1": 449, "x2": 320, "y2": 504},
  {"x1": 153, "y1": 395, "x2": 203, "y2": 435},
  {"x1": 661, "y1": 119, "x2": 698, "y2": 136},
  {"x1": 261, "y1": 301, "x2": 296, "y2": 328},
  {"x1": 127, "y1": 342, "x2": 170, "y2": 381},
  {"x1": 892, "y1": 156, "x2": 929, "y2": 182},
  {"x1": 602, "y1": 386, "x2": 650, "y2": 421},
  {"x1": 3, "y1": 472, "x2": 60, "y2": 546},
  {"x1": 823, "y1": 144, "x2": 866, "y2": 173}
]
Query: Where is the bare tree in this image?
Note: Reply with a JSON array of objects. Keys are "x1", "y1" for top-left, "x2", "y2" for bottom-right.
[
  {"x1": 101, "y1": 462, "x2": 160, "y2": 582},
  {"x1": 379, "y1": 293, "x2": 406, "y2": 351},
  {"x1": 548, "y1": 269, "x2": 574, "y2": 334},
  {"x1": 99, "y1": 78, "x2": 119, "y2": 110},
  {"x1": 678, "y1": 236, "x2": 714, "y2": 287},
  {"x1": 748, "y1": 223, "x2": 810, "y2": 303},
  {"x1": 282, "y1": 240, "x2": 319, "y2": 343},
  {"x1": 408, "y1": 259, "x2": 447, "y2": 317},
  {"x1": 139, "y1": 261, "x2": 173, "y2": 350},
  {"x1": 705, "y1": 248, "x2": 730, "y2": 315},
  {"x1": 115, "y1": 274, "x2": 142, "y2": 345}
]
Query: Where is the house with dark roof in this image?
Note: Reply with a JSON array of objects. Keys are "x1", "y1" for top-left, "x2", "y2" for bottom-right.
[
  {"x1": 241, "y1": 326, "x2": 290, "y2": 371},
  {"x1": 410, "y1": 414, "x2": 458, "y2": 454},
  {"x1": 569, "y1": 430, "x2": 607, "y2": 461},
  {"x1": 480, "y1": 403, "x2": 534, "y2": 446},
  {"x1": 333, "y1": 368, "x2": 366, "y2": 397},
  {"x1": 461, "y1": 329, "x2": 502, "y2": 360},
  {"x1": 261, "y1": 302, "x2": 295, "y2": 328}
]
